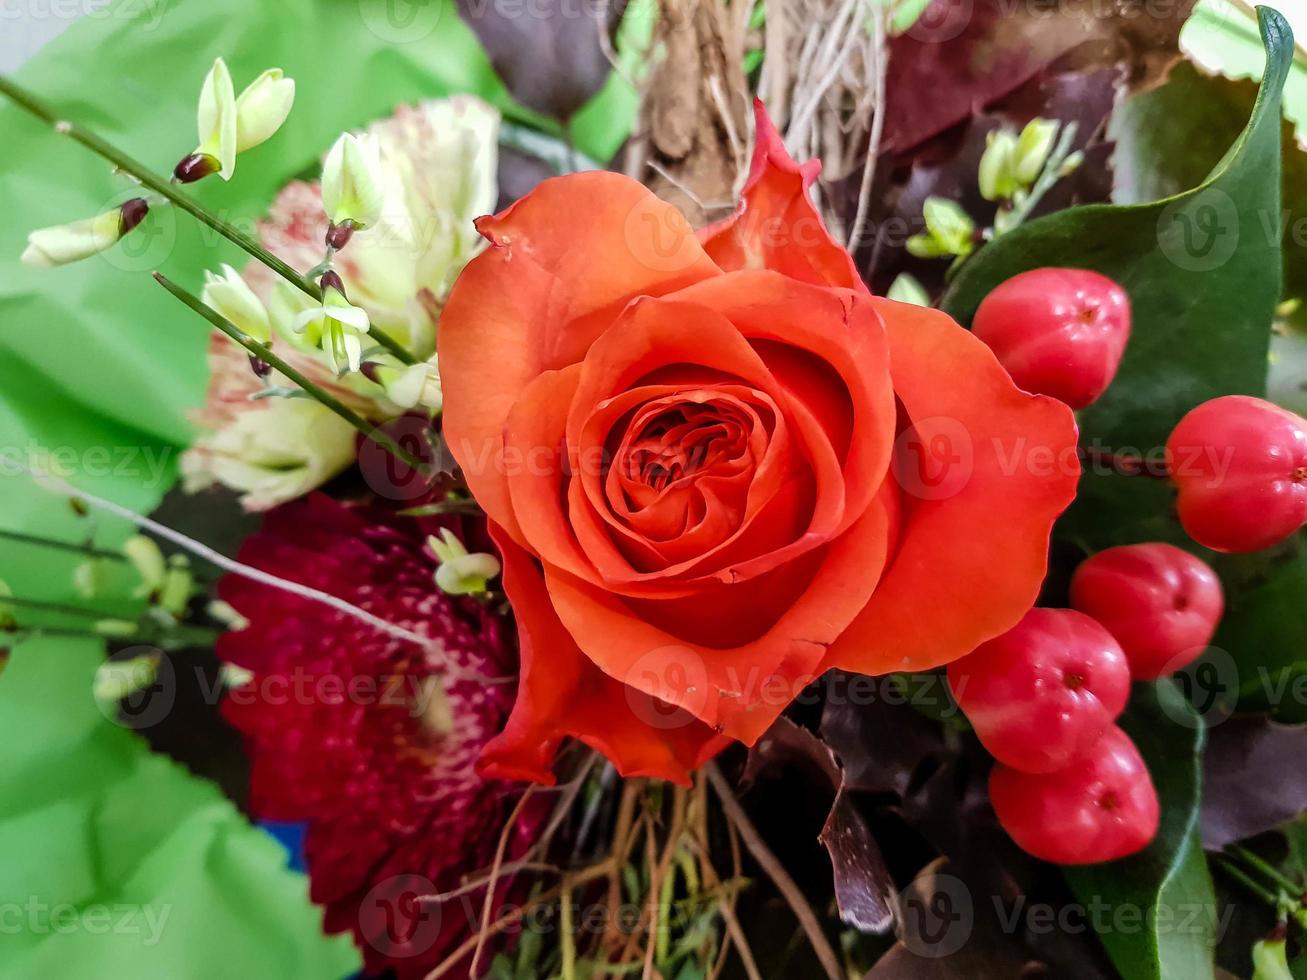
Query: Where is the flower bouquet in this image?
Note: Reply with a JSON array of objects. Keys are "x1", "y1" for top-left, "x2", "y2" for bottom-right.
[{"x1": 3, "y1": 0, "x2": 1307, "y2": 977}]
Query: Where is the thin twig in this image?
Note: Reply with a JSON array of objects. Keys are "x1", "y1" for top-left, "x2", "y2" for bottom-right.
[
  {"x1": 422, "y1": 859, "x2": 618, "y2": 980},
  {"x1": 20, "y1": 467, "x2": 508, "y2": 684},
  {"x1": 705, "y1": 761, "x2": 842, "y2": 980},
  {"x1": 846, "y1": 6, "x2": 888, "y2": 251},
  {"x1": 470, "y1": 786, "x2": 539, "y2": 977}
]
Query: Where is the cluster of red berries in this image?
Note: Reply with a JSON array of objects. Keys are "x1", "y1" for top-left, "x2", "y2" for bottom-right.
[
  {"x1": 948, "y1": 543, "x2": 1223, "y2": 864},
  {"x1": 975, "y1": 268, "x2": 1307, "y2": 553}
]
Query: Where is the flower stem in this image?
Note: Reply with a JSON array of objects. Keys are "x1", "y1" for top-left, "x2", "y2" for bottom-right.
[
  {"x1": 0, "y1": 528, "x2": 125, "y2": 562},
  {"x1": 3, "y1": 596, "x2": 133, "y2": 619},
  {"x1": 1214, "y1": 855, "x2": 1282, "y2": 908},
  {"x1": 0, "y1": 73, "x2": 416, "y2": 365},
  {"x1": 154, "y1": 272, "x2": 430, "y2": 475},
  {"x1": 1229, "y1": 846, "x2": 1306, "y2": 899}
]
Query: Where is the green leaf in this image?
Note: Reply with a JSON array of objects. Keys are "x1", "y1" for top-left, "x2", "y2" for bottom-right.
[
  {"x1": 1064, "y1": 680, "x2": 1215, "y2": 980},
  {"x1": 1180, "y1": 0, "x2": 1307, "y2": 144},
  {"x1": 0, "y1": 637, "x2": 360, "y2": 978}
]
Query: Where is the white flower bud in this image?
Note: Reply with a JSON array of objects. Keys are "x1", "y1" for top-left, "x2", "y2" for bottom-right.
[
  {"x1": 978, "y1": 130, "x2": 1018, "y2": 202},
  {"x1": 21, "y1": 200, "x2": 145, "y2": 268},
  {"x1": 322, "y1": 132, "x2": 385, "y2": 229},
  {"x1": 427, "y1": 529, "x2": 500, "y2": 595},
  {"x1": 94, "y1": 652, "x2": 159, "y2": 702},
  {"x1": 194, "y1": 57, "x2": 238, "y2": 181},
  {"x1": 124, "y1": 535, "x2": 167, "y2": 598},
  {"x1": 235, "y1": 68, "x2": 295, "y2": 153},
  {"x1": 202, "y1": 264, "x2": 272, "y2": 342},
  {"x1": 368, "y1": 355, "x2": 442, "y2": 415},
  {"x1": 1014, "y1": 118, "x2": 1059, "y2": 185}
]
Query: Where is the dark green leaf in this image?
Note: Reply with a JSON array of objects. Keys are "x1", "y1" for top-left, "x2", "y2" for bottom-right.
[{"x1": 1064, "y1": 680, "x2": 1215, "y2": 980}]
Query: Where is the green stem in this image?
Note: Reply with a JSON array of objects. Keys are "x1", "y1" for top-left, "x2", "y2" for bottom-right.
[
  {"x1": 0, "y1": 528, "x2": 219, "y2": 583},
  {"x1": 154, "y1": 273, "x2": 431, "y2": 476},
  {"x1": 6, "y1": 624, "x2": 219, "y2": 647},
  {"x1": 1215, "y1": 856, "x2": 1283, "y2": 908},
  {"x1": 3, "y1": 596, "x2": 134, "y2": 620},
  {"x1": 1230, "y1": 846, "x2": 1305, "y2": 898},
  {"x1": 0, "y1": 528, "x2": 124, "y2": 562},
  {"x1": 559, "y1": 876, "x2": 577, "y2": 980},
  {"x1": 0, "y1": 74, "x2": 416, "y2": 365}
]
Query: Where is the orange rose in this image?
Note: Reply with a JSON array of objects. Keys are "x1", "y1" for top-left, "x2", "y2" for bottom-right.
[{"x1": 439, "y1": 103, "x2": 1079, "y2": 785}]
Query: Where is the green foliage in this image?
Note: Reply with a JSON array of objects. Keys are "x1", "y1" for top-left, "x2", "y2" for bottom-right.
[{"x1": 1064, "y1": 681, "x2": 1215, "y2": 980}]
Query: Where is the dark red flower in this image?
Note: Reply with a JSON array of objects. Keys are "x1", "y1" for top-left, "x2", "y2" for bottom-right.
[{"x1": 217, "y1": 494, "x2": 525, "y2": 978}]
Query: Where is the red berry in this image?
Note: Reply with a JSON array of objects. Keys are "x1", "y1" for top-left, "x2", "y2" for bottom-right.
[
  {"x1": 990, "y1": 725, "x2": 1159, "y2": 864},
  {"x1": 971, "y1": 267, "x2": 1131, "y2": 409},
  {"x1": 947, "y1": 608, "x2": 1130, "y2": 774},
  {"x1": 1070, "y1": 543, "x2": 1223, "y2": 680},
  {"x1": 1167, "y1": 395, "x2": 1307, "y2": 553}
]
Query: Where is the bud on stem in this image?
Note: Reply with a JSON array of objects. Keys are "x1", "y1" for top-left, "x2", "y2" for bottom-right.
[{"x1": 173, "y1": 152, "x2": 221, "y2": 183}]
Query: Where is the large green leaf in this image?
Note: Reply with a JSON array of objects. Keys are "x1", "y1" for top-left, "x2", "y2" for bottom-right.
[
  {"x1": 0, "y1": 637, "x2": 361, "y2": 979},
  {"x1": 1064, "y1": 681, "x2": 1215, "y2": 980}
]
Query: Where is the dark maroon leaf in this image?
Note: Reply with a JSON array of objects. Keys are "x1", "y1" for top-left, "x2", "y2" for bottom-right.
[
  {"x1": 457, "y1": 0, "x2": 622, "y2": 121},
  {"x1": 864, "y1": 858, "x2": 1043, "y2": 978},
  {"x1": 859, "y1": 67, "x2": 1120, "y2": 296},
  {"x1": 819, "y1": 677, "x2": 949, "y2": 797},
  {"x1": 747, "y1": 717, "x2": 897, "y2": 932},
  {"x1": 1201, "y1": 716, "x2": 1307, "y2": 849},
  {"x1": 882, "y1": 0, "x2": 1193, "y2": 155}
]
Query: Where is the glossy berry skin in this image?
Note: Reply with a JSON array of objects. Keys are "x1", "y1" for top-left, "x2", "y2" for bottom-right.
[
  {"x1": 990, "y1": 725, "x2": 1159, "y2": 864},
  {"x1": 1167, "y1": 396, "x2": 1307, "y2": 553},
  {"x1": 1070, "y1": 543, "x2": 1224, "y2": 680},
  {"x1": 971, "y1": 267, "x2": 1131, "y2": 409},
  {"x1": 947, "y1": 608, "x2": 1131, "y2": 774}
]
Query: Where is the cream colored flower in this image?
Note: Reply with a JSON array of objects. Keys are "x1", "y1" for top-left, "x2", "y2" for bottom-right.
[
  {"x1": 194, "y1": 57, "x2": 238, "y2": 181},
  {"x1": 292, "y1": 275, "x2": 371, "y2": 374},
  {"x1": 183, "y1": 395, "x2": 357, "y2": 512},
  {"x1": 367, "y1": 354, "x2": 441, "y2": 415},
  {"x1": 235, "y1": 69, "x2": 295, "y2": 153},
  {"x1": 251, "y1": 97, "x2": 499, "y2": 356},
  {"x1": 21, "y1": 199, "x2": 148, "y2": 267},
  {"x1": 322, "y1": 132, "x2": 385, "y2": 229},
  {"x1": 427, "y1": 529, "x2": 500, "y2": 596},
  {"x1": 203, "y1": 264, "x2": 272, "y2": 342}
]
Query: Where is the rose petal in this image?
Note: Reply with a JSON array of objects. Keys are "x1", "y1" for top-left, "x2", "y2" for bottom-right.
[
  {"x1": 822, "y1": 299, "x2": 1079, "y2": 675},
  {"x1": 698, "y1": 100, "x2": 863, "y2": 291},
  {"x1": 665, "y1": 271, "x2": 896, "y2": 538},
  {"x1": 542, "y1": 484, "x2": 898, "y2": 743},
  {"x1": 440, "y1": 171, "x2": 721, "y2": 542},
  {"x1": 479, "y1": 527, "x2": 731, "y2": 786},
  {"x1": 563, "y1": 295, "x2": 848, "y2": 587}
]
